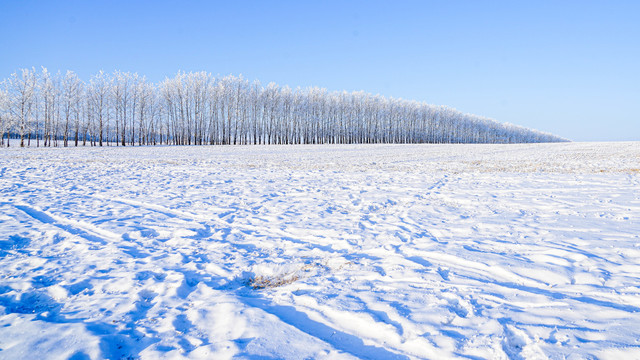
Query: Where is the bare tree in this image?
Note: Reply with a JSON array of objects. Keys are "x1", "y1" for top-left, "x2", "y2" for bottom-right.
[
  {"x1": 0, "y1": 68, "x2": 568, "y2": 147},
  {"x1": 88, "y1": 71, "x2": 111, "y2": 146},
  {"x1": 7, "y1": 68, "x2": 38, "y2": 147},
  {"x1": 61, "y1": 71, "x2": 82, "y2": 147},
  {"x1": 112, "y1": 71, "x2": 132, "y2": 146},
  {"x1": 0, "y1": 84, "x2": 10, "y2": 147}
]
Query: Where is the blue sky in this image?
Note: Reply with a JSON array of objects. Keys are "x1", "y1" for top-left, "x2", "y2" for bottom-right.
[{"x1": 1, "y1": 0, "x2": 638, "y2": 141}]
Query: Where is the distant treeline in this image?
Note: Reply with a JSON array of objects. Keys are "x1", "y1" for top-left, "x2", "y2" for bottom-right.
[{"x1": 0, "y1": 68, "x2": 567, "y2": 147}]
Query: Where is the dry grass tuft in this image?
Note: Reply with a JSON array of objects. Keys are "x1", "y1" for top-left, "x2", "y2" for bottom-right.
[
  {"x1": 248, "y1": 274, "x2": 301, "y2": 289},
  {"x1": 248, "y1": 264, "x2": 316, "y2": 289},
  {"x1": 247, "y1": 260, "x2": 352, "y2": 290}
]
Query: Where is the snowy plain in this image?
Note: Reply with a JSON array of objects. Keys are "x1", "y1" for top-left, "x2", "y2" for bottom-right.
[{"x1": 0, "y1": 142, "x2": 639, "y2": 360}]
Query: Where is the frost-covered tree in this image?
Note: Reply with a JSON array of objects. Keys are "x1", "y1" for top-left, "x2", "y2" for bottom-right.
[
  {"x1": 0, "y1": 68, "x2": 568, "y2": 147},
  {"x1": 0, "y1": 85, "x2": 10, "y2": 147},
  {"x1": 88, "y1": 71, "x2": 111, "y2": 146},
  {"x1": 61, "y1": 71, "x2": 82, "y2": 147},
  {"x1": 7, "y1": 68, "x2": 38, "y2": 147},
  {"x1": 112, "y1": 71, "x2": 131, "y2": 146},
  {"x1": 39, "y1": 68, "x2": 60, "y2": 147}
]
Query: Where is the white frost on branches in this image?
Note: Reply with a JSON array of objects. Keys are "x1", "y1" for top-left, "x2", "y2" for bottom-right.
[{"x1": 0, "y1": 68, "x2": 568, "y2": 147}]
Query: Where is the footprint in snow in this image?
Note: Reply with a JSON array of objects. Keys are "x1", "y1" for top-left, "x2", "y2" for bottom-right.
[
  {"x1": 502, "y1": 324, "x2": 548, "y2": 360},
  {"x1": 437, "y1": 267, "x2": 450, "y2": 281}
]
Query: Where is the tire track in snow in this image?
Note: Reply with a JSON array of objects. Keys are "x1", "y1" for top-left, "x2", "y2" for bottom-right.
[
  {"x1": 3, "y1": 202, "x2": 181, "y2": 358},
  {"x1": 11, "y1": 202, "x2": 160, "y2": 258},
  {"x1": 12, "y1": 203, "x2": 114, "y2": 246}
]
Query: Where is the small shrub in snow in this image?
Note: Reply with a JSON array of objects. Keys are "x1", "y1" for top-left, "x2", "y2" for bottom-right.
[
  {"x1": 247, "y1": 263, "x2": 318, "y2": 290},
  {"x1": 248, "y1": 273, "x2": 302, "y2": 289}
]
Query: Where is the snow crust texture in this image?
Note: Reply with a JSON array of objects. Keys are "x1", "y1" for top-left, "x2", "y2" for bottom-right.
[{"x1": 0, "y1": 142, "x2": 639, "y2": 359}]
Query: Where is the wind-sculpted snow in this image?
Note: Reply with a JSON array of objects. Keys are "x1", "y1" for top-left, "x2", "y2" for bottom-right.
[{"x1": 0, "y1": 142, "x2": 639, "y2": 359}]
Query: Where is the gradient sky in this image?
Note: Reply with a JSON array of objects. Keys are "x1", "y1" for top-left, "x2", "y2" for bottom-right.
[{"x1": 1, "y1": 0, "x2": 638, "y2": 141}]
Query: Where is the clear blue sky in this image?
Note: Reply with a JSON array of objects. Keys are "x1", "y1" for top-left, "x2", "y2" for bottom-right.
[{"x1": 1, "y1": 0, "x2": 638, "y2": 141}]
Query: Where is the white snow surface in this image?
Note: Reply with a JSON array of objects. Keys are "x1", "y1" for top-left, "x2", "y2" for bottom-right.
[{"x1": 1, "y1": 142, "x2": 639, "y2": 359}]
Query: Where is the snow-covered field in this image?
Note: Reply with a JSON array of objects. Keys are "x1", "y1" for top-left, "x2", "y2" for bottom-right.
[{"x1": 1, "y1": 142, "x2": 639, "y2": 360}]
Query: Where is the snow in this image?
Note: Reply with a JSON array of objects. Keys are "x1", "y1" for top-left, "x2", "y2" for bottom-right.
[{"x1": 0, "y1": 142, "x2": 639, "y2": 359}]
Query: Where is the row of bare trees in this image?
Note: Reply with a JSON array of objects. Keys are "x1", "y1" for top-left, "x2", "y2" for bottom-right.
[{"x1": 0, "y1": 68, "x2": 566, "y2": 147}]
